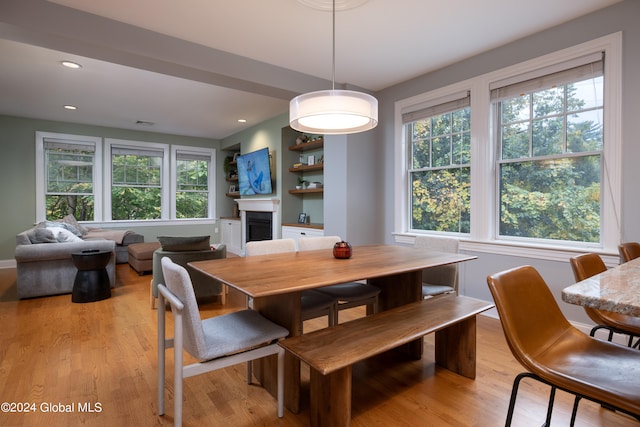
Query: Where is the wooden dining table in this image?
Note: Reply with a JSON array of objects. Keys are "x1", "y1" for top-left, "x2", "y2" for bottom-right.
[
  {"x1": 189, "y1": 244, "x2": 477, "y2": 413},
  {"x1": 562, "y1": 256, "x2": 640, "y2": 317}
]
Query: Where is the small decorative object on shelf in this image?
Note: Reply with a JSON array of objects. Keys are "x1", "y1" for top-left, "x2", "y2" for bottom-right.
[
  {"x1": 297, "y1": 212, "x2": 308, "y2": 224},
  {"x1": 296, "y1": 134, "x2": 308, "y2": 145},
  {"x1": 333, "y1": 241, "x2": 352, "y2": 259}
]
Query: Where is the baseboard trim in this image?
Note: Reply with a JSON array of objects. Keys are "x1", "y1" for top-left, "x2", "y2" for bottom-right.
[{"x1": 0, "y1": 259, "x2": 16, "y2": 269}]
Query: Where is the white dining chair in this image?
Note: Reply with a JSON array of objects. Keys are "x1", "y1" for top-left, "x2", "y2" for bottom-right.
[
  {"x1": 414, "y1": 235, "x2": 459, "y2": 298},
  {"x1": 298, "y1": 236, "x2": 381, "y2": 324},
  {"x1": 157, "y1": 257, "x2": 289, "y2": 426}
]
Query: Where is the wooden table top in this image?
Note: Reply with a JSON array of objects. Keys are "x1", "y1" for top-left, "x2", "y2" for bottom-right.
[
  {"x1": 189, "y1": 244, "x2": 476, "y2": 298},
  {"x1": 562, "y1": 257, "x2": 640, "y2": 316}
]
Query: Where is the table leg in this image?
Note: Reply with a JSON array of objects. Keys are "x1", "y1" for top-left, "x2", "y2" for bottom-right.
[
  {"x1": 252, "y1": 292, "x2": 302, "y2": 413},
  {"x1": 435, "y1": 315, "x2": 477, "y2": 379},
  {"x1": 368, "y1": 270, "x2": 423, "y2": 358}
]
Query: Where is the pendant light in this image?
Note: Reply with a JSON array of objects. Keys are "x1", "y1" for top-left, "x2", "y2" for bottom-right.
[{"x1": 289, "y1": 0, "x2": 378, "y2": 135}]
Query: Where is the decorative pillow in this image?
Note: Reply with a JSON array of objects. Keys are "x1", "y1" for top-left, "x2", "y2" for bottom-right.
[
  {"x1": 48, "y1": 227, "x2": 83, "y2": 243},
  {"x1": 157, "y1": 235, "x2": 210, "y2": 252},
  {"x1": 62, "y1": 214, "x2": 88, "y2": 236},
  {"x1": 45, "y1": 220, "x2": 82, "y2": 237},
  {"x1": 28, "y1": 228, "x2": 57, "y2": 244}
]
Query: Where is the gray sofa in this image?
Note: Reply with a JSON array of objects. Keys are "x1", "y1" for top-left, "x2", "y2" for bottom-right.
[{"x1": 15, "y1": 227, "x2": 117, "y2": 299}]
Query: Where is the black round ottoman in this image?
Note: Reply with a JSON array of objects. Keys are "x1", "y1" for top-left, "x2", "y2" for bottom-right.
[{"x1": 71, "y1": 250, "x2": 112, "y2": 303}]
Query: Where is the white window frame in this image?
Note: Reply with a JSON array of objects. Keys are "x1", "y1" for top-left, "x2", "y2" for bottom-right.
[
  {"x1": 35, "y1": 131, "x2": 103, "y2": 222},
  {"x1": 394, "y1": 32, "x2": 622, "y2": 262},
  {"x1": 170, "y1": 145, "x2": 216, "y2": 220},
  {"x1": 104, "y1": 138, "x2": 170, "y2": 222}
]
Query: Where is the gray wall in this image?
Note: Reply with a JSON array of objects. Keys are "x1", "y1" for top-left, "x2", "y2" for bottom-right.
[
  {"x1": 0, "y1": 115, "x2": 222, "y2": 259},
  {"x1": 376, "y1": 0, "x2": 640, "y2": 324}
]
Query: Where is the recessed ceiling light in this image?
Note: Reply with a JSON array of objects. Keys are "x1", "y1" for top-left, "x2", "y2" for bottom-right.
[
  {"x1": 237, "y1": 119, "x2": 247, "y2": 123},
  {"x1": 63, "y1": 105, "x2": 77, "y2": 110},
  {"x1": 61, "y1": 61, "x2": 82, "y2": 69}
]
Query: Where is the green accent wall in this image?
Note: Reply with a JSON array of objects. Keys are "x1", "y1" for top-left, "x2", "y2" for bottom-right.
[{"x1": 0, "y1": 115, "x2": 223, "y2": 260}]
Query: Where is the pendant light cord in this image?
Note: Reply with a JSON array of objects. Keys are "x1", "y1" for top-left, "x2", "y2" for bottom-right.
[{"x1": 332, "y1": 0, "x2": 336, "y2": 91}]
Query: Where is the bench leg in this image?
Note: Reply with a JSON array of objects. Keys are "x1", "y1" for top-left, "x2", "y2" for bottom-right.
[
  {"x1": 435, "y1": 316, "x2": 477, "y2": 379},
  {"x1": 310, "y1": 366, "x2": 352, "y2": 427}
]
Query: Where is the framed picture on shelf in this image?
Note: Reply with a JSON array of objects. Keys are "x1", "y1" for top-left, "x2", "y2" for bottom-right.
[
  {"x1": 297, "y1": 213, "x2": 308, "y2": 224},
  {"x1": 228, "y1": 185, "x2": 236, "y2": 193}
]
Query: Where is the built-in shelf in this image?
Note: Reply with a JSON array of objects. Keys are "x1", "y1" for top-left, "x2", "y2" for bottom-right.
[
  {"x1": 225, "y1": 191, "x2": 240, "y2": 198},
  {"x1": 289, "y1": 164, "x2": 324, "y2": 173},
  {"x1": 288, "y1": 138, "x2": 324, "y2": 152},
  {"x1": 289, "y1": 188, "x2": 323, "y2": 195}
]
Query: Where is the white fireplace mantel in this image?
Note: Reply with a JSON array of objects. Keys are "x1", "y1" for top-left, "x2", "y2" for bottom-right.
[{"x1": 237, "y1": 198, "x2": 280, "y2": 253}]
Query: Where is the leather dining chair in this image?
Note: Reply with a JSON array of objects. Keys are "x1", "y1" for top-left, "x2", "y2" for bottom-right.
[
  {"x1": 244, "y1": 238, "x2": 338, "y2": 329},
  {"x1": 413, "y1": 235, "x2": 459, "y2": 298},
  {"x1": 157, "y1": 257, "x2": 289, "y2": 426},
  {"x1": 487, "y1": 265, "x2": 640, "y2": 426},
  {"x1": 298, "y1": 236, "x2": 381, "y2": 324},
  {"x1": 570, "y1": 253, "x2": 640, "y2": 348},
  {"x1": 619, "y1": 242, "x2": 640, "y2": 263}
]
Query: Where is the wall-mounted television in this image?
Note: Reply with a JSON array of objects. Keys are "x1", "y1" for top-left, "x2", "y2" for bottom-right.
[{"x1": 236, "y1": 147, "x2": 273, "y2": 196}]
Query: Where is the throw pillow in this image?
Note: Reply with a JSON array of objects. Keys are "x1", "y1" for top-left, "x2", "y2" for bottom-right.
[
  {"x1": 45, "y1": 220, "x2": 82, "y2": 237},
  {"x1": 28, "y1": 228, "x2": 57, "y2": 244},
  {"x1": 157, "y1": 235, "x2": 210, "y2": 252},
  {"x1": 61, "y1": 214, "x2": 89, "y2": 236},
  {"x1": 48, "y1": 227, "x2": 83, "y2": 243}
]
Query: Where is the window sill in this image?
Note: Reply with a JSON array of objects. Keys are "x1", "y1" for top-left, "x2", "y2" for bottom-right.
[
  {"x1": 393, "y1": 233, "x2": 620, "y2": 267},
  {"x1": 84, "y1": 218, "x2": 217, "y2": 229}
]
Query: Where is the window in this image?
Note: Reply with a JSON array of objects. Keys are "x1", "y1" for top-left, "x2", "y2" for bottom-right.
[
  {"x1": 37, "y1": 134, "x2": 216, "y2": 224},
  {"x1": 110, "y1": 145, "x2": 164, "y2": 220},
  {"x1": 172, "y1": 146, "x2": 215, "y2": 219},
  {"x1": 404, "y1": 94, "x2": 471, "y2": 233},
  {"x1": 395, "y1": 33, "x2": 621, "y2": 258},
  {"x1": 493, "y1": 59, "x2": 603, "y2": 243},
  {"x1": 36, "y1": 133, "x2": 102, "y2": 222}
]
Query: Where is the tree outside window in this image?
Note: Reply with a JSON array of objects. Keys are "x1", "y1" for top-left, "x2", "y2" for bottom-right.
[
  {"x1": 497, "y1": 73, "x2": 603, "y2": 243},
  {"x1": 408, "y1": 104, "x2": 471, "y2": 233},
  {"x1": 45, "y1": 141, "x2": 95, "y2": 221},
  {"x1": 111, "y1": 148, "x2": 162, "y2": 220},
  {"x1": 176, "y1": 153, "x2": 210, "y2": 219}
]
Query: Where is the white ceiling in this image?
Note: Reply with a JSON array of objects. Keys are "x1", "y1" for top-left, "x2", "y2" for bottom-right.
[{"x1": 0, "y1": 0, "x2": 620, "y2": 139}]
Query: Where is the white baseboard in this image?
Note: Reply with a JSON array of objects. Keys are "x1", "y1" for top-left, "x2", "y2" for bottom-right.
[{"x1": 0, "y1": 259, "x2": 16, "y2": 269}]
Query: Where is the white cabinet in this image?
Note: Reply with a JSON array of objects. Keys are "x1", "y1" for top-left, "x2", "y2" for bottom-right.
[
  {"x1": 220, "y1": 218, "x2": 241, "y2": 255},
  {"x1": 282, "y1": 225, "x2": 324, "y2": 250}
]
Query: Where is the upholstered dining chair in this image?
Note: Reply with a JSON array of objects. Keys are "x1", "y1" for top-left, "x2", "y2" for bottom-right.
[
  {"x1": 413, "y1": 235, "x2": 459, "y2": 298},
  {"x1": 487, "y1": 265, "x2": 640, "y2": 426},
  {"x1": 570, "y1": 253, "x2": 640, "y2": 348},
  {"x1": 244, "y1": 238, "x2": 338, "y2": 328},
  {"x1": 619, "y1": 242, "x2": 640, "y2": 263},
  {"x1": 298, "y1": 236, "x2": 381, "y2": 324},
  {"x1": 157, "y1": 257, "x2": 288, "y2": 426}
]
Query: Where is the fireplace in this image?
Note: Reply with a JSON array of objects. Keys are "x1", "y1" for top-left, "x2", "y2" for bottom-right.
[
  {"x1": 245, "y1": 211, "x2": 273, "y2": 242},
  {"x1": 236, "y1": 198, "x2": 280, "y2": 253}
]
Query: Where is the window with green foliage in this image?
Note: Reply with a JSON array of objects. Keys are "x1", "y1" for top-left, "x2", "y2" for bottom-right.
[
  {"x1": 405, "y1": 94, "x2": 471, "y2": 233},
  {"x1": 44, "y1": 139, "x2": 95, "y2": 221},
  {"x1": 111, "y1": 147, "x2": 163, "y2": 220},
  {"x1": 493, "y1": 60, "x2": 603, "y2": 243},
  {"x1": 175, "y1": 152, "x2": 210, "y2": 219}
]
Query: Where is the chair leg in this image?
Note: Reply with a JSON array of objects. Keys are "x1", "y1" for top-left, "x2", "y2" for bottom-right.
[
  {"x1": 543, "y1": 385, "x2": 556, "y2": 427},
  {"x1": 158, "y1": 293, "x2": 166, "y2": 416},
  {"x1": 569, "y1": 396, "x2": 582, "y2": 426},
  {"x1": 174, "y1": 313, "x2": 184, "y2": 427},
  {"x1": 506, "y1": 372, "x2": 557, "y2": 427}
]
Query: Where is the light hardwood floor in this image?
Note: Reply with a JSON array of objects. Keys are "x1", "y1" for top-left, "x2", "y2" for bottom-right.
[{"x1": 0, "y1": 264, "x2": 637, "y2": 426}]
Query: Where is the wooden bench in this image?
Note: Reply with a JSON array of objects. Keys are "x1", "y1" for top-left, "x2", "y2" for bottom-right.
[{"x1": 279, "y1": 294, "x2": 494, "y2": 427}]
